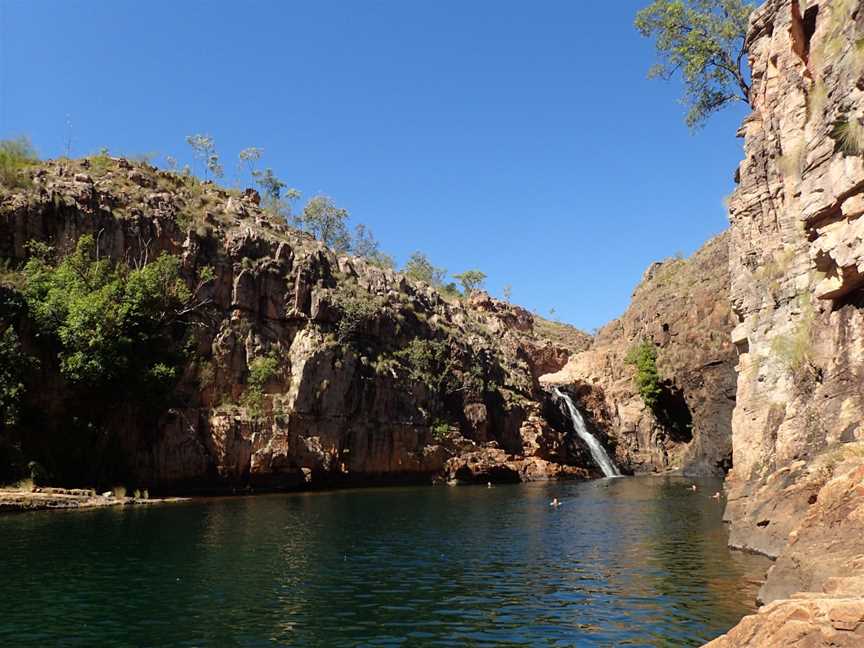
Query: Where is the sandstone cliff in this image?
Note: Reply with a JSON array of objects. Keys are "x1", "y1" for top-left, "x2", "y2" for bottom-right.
[
  {"x1": 710, "y1": 0, "x2": 864, "y2": 644},
  {"x1": 542, "y1": 233, "x2": 737, "y2": 476},
  {"x1": 0, "y1": 157, "x2": 596, "y2": 492}
]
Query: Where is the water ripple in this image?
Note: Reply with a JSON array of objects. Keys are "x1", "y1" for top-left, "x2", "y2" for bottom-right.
[{"x1": 0, "y1": 476, "x2": 769, "y2": 647}]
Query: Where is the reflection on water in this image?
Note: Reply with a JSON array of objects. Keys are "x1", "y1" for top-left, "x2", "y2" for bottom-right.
[{"x1": 0, "y1": 476, "x2": 769, "y2": 647}]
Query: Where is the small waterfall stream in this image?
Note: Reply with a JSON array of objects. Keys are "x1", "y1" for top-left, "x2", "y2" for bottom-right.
[{"x1": 553, "y1": 388, "x2": 621, "y2": 478}]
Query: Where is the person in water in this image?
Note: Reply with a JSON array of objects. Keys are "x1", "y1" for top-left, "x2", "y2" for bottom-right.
[{"x1": 550, "y1": 498, "x2": 561, "y2": 507}]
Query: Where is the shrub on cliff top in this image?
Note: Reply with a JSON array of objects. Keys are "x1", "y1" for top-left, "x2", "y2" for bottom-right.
[
  {"x1": 453, "y1": 270, "x2": 487, "y2": 296},
  {"x1": 0, "y1": 137, "x2": 38, "y2": 189},
  {"x1": 404, "y1": 252, "x2": 448, "y2": 290},
  {"x1": 299, "y1": 195, "x2": 351, "y2": 252},
  {"x1": 625, "y1": 339, "x2": 663, "y2": 412}
]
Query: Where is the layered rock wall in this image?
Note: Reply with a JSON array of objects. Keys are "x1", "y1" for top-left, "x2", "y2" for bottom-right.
[{"x1": 714, "y1": 0, "x2": 864, "y2": 643}]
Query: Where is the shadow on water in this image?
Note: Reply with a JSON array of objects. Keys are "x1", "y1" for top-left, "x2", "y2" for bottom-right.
[{"x1": 0, "y1": 476, "x2": 769, "y2": 647}]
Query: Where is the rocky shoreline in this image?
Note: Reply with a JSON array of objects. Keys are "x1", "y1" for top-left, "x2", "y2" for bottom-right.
[{"x1": 0, "y1": 486, "x2": 188, "y2": 513}]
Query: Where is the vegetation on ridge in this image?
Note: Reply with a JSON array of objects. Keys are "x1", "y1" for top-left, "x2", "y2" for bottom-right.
[{"x1": 0, "y1": 137, "x2": 39, "y2": 189}]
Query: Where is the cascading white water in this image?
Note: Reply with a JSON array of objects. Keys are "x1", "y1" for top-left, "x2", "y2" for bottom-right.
[{"x1": 553, "y1": 388, "x2": 620, "y2": 478}]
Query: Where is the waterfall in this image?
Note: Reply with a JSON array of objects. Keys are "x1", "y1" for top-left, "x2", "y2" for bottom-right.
[{"x1": 553, "y1": 388, "x2": 621, "y2": 478}]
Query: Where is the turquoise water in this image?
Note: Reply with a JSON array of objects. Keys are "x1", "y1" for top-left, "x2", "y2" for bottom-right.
[{"x1": 0, "y1": 476, "x2": 767, "y2": 647}]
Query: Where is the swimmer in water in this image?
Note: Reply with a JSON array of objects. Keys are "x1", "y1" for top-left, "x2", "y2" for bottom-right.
[{"x1": 550, "y1": 497, "x2": 561, "y2": 507}]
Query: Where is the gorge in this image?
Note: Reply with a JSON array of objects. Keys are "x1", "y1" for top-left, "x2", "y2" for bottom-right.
[{"x1": 2, "y1": 0, "x2": 864, "y2": 645}]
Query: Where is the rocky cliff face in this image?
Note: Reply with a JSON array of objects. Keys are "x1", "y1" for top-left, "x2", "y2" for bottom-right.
[
  {"x1": 542, "y1": 233, "x2": 737, "y2": 476},
  {"x1": 712, "y1": 0, "x2": 864, "y2": 643},
  {"x1": 0, "y1": 158, "x2": 595, "y2": 491}
]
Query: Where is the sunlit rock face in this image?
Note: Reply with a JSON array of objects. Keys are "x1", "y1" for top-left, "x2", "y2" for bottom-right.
[
  {"x1": 541, "y1": 232, "x2": 737, "y2": 477},
  {"x1": 0, "y1": 159, "x2": 598, "y2": 492},
  {"x1": 712, "y1": 0, "x2": 864, "y2": 644}
]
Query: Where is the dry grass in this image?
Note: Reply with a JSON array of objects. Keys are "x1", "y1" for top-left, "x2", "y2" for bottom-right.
[
  {"x1": 806, "y1": 82, "x2": 828, "y2": 123},
  {"x1": 777, "y1": 141, "x2": 806, "y2": 178},
  {"x1": 834, "y1": 119, "x2": 864, "y2": 155},
  {"x1": 533, "y1": 316, "x2": 592, "y2": 353},
  {"x1": 10, "y1": 478, "x2": 34, "y2": 493}
]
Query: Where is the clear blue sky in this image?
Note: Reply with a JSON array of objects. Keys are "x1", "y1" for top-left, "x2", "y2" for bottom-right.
[{"x1": 0, "y1": 0, "x2": 748, "y2": 332}]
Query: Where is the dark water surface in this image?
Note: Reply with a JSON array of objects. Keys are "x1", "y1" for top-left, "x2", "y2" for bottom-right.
[{"x1": 0, "y1": 476, "x2": 769, "y2": 647}]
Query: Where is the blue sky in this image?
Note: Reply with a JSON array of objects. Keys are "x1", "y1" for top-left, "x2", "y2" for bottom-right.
[{"x1": 0, "y1": 0, "x2": 748, "y2": 331}]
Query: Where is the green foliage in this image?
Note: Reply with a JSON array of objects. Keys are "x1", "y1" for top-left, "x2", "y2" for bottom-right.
[
  {"x1": 635, "y1": 0, "x2": 753, "y2": 128},
  {"x1": 0, "y1": 328, "x2": 28, "y2": 428},
  {"x1": 241, "y1": 352, "x2": 280, "y2": 418},
  {"x1": 22, "y1": 235, "x2": 194, "y2": 394},
  {"x1": 625, "y1": 339, "x2": 663, "y2": 411},
  {"x1": 439, "y1": 282, "x2": 461, "y2": 300},
  {"x1": 300, "y1": 195, "x2": 351, "y2": 252},
  {"x1": 0, "y1": 137, "x2": 38, "y2": 189},
  {"x1": 253, "y1": 168, "x2": 300, "y2": 220},
  {"x1": 395, "y1": 338, "x2": 454, "y2": 390},
  {"x1": 89, "y1": 149, "x2": 112, "y2": 177},
  {"x1": 248, "y1": 354, "x2": 280, "y2": 389},
  {"x1": 453, "y1": 270, "x2": 487, "y2": 296},
  {"x1": 352, "y1": 224, "x2": 395, "y2": 269},
  {"x1": 431, "y1": 419, "x2": 451, "y2": 442},
  {"x1": 333, "y1": 286, "x2": 381, "y2": 346},
  {"x1": 403, "y1": 252, "x2": 446, "y2": 287}
]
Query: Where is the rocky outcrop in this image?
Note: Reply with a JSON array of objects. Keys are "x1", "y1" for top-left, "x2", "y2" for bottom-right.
[
  {"x1": 708, "y1": 459, "x2": 864, "y2": 646},
  {"x1": 542, "y1": 233, "x2": 737, "y2": 476},
  {"x1": 725, "y1": 0, "x2": 864, "y2": 561},
  {"x1": 0, "y1": 158, "x2": 597, "y2": 492},
  {"x1": 713, "y1": 0, "x2": 864, "y2": 643}
]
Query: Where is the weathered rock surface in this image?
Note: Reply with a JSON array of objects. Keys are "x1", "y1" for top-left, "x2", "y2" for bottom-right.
[
  {"x1": 542, "y1": 233, "x2": 737, "y2": 476},
  {"x1": 711, "y1": 0, "x2": 864, "y2": 644},
  {"x1": 0, "y1": 158, "x2": 598, "y2": 492},
  {"x1": 725, "y1": 0, "x2": 864, "y2": 558}
]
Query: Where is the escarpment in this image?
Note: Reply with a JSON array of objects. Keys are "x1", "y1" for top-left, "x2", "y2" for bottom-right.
[
  {"x1": 0, "y1": 158, "x2": 597, "y2": 492},
  {"x1": 542, "y1": 232, "x2": 738, "y2": 477},
  {"x1": 709, "y1": 0, "x2": 864, "y2": 645}
]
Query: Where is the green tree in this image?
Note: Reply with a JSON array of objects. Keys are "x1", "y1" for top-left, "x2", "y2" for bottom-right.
[
  {"x1": 352, "y1": 224, "x2": 395, "y2": 269},
  {"x1": 404, "y1": 252, "x2": 446, "y2": 287},
  {"x1": 300, "y1": 195, "x2": 351, "y2": 252},
  {"x1": 253, "y1": 168, "x2": 300, "y2": 219},
  {"x1": 453, "y1": 270, "x2": 487, "y2": 295},
  {"x1": 625, "y1": 339, "x2": 663, "y2": 411},
  {"x1": 635, "y1": 0, "x2": 753, "y2": 128},
  {"x1": 0, "y1": 137, "x2": 38, "y2": 189},
  {"x1": 22, "y1": 236, "x2": 208, "y2": 394}
]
